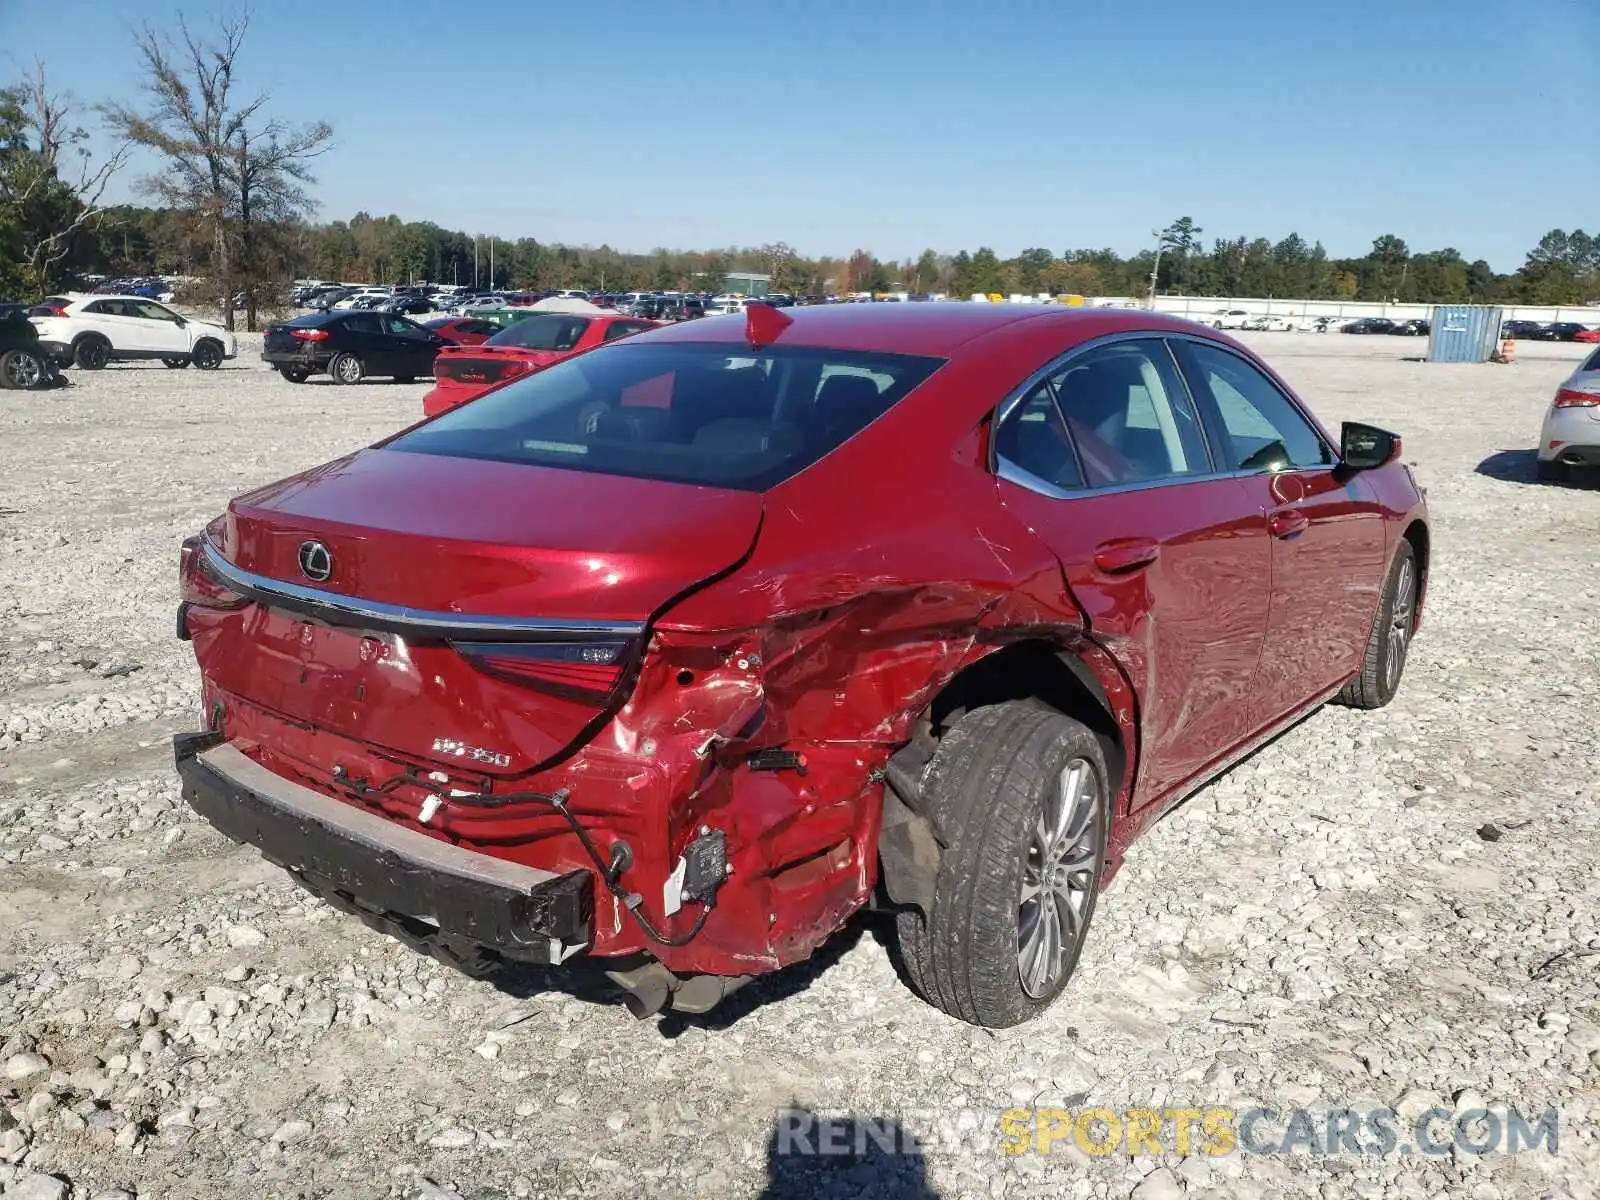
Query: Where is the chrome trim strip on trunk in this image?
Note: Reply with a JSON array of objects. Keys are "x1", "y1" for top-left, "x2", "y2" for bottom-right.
[{"x1": 199, "y1": 541, "x2": 646, "y2": 642}]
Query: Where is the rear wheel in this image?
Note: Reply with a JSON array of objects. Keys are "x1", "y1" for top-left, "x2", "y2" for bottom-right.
[
  {"x1": 895, "y1": 702, "x2": 1109, "y2": 1028},
  {"x1": 191, "y1": 340, "x2": 223, "y2": 370},
  {"x1": 278, "y1": 365, "x2": 310, "y2": 384},
  {"x1": 162, "y1": 356, "x2": 191, "y2": 369},
  {"x1": 1536, "y1": 459, "x2": 1567, "y2": 484},
  {"x1": 73, "y1": 335, "x2": 110, "y2": 370},
  {"x1": 0, "y1": 348, "x2": 46, "y2": 389},
  {"x1": 329, "y1": 352, "x2": 365, "y2": 384},
  {"x1": 1336, "y1": 540, "x2": 1417, "y2": 710}
]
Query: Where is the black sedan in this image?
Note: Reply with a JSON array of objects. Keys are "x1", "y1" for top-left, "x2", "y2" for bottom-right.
[
  {"x1": 1343, "y1": 317, "x2": 1396, "y2": 335},
  {"x1": 1502, "y1": 320, "x2": 1546, "y2": 340},
  {"x1": 1538, "y1": 322, "x2": 1590, "y2": 342},
  {"x1": 1392, "y1": 319, "x2": 1430, "y2": 336},
  {"x1": 261, "y1": 311, "x2": 447, "y2": 384}
]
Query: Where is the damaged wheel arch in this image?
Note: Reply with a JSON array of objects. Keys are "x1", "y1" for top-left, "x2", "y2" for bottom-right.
[{"x1": 874, "y1": 637, "x2": 1137, "y2": 918}]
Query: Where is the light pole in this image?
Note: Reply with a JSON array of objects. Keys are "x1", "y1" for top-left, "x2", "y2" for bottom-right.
[{"x1": 1147, "y1": 229, "x2": 1165, "y2": 309}]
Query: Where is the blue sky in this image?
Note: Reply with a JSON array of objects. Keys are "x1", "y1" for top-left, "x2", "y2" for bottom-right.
[{"x1": 4, "y1": 0, "x2": 1590, "y2": 271}]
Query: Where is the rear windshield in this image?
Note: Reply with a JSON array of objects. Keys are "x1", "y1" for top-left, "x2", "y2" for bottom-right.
[
  {"x1": 386, "y1": 342, "x2": 943, "y2": 491},
  {"x1": 284, "y1": 311, "x2": 339, "y2": 327},
  {"x1": 488, "y1": 315, "x2": 592, "y2": 351}
]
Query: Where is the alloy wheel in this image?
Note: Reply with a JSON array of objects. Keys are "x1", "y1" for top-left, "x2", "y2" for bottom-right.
[
  {"x1": 4, "y1": 351, "x2": 43, "y2": 389},
  {"x1": 1018, "y1": 757, "x2": 1102, "y2": 999},
  {"x1": 1385, "y1": 558, "x2": 1415, "y2": 692}
]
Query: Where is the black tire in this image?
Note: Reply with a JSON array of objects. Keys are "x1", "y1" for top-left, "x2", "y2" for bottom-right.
[
  {"x1": 278, "y1": 365, "x2": 310, "y2": 384},
  {"x1": 1536, "y1": 459, "x2": 1567, "y2": 485},
  {"x1": 0, "y1": 348, "x2": 46, "y2": 390},
  {"x1": 162, "y1": 356, "x2": 191, "y2": 369},
  {"x1": 73, "y1": 335, "x2": 110, "y2": 370},
  {"x1": 191, "y1": 340, "x2": 223, "y2": 370},
  {"x1": 329, "y1": 352, "x2": 365, "y2": 384},
  {"x1": 1335, "y1": 540, "x2": 1418, "y2": 710},
  {"x1": 895, "y1": 702, "x2": 1110, "y2": 1028}
]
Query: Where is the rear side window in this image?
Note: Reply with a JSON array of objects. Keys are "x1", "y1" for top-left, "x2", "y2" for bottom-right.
[
  {"x1": 387, "y1": 343, "x2": 943, "y2": 491},
  {"x1": 489, "y1": 315, "x2": 591, "y2": 351},
  {"x1": 1028, "y1": 340, "x2": 1210, "y2": 488}
]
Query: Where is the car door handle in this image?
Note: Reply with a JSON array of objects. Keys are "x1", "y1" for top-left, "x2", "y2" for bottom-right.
[
  {"x1": 1268, "y1": 509, "x2": 1310, "y2": 539},
  {"x1": 1093, "y1": 539, "x2": 1161, "y2": 574}
]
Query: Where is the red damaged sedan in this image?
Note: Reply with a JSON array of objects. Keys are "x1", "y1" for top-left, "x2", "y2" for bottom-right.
[
  {"x1": 422, "y1": 311, "x2": 657, "y2": 417},
  {"x1": 174, "y1": 303, "x2": 1428, "y2": 1027}
]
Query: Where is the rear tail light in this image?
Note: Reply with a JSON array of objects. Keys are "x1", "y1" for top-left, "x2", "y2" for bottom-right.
[
  {"x1": 179, "y1": 535, "x2": 249, "y2": 610},
  {"x1": 452, "y1": 640, "x2": 635, "y2": 702},
  {"x1": 290, "y1": 328, "x2": 330, "y2": 342},
  {"x1": 1553, "y1": 386, "x2": 1600, "y2": 408}
]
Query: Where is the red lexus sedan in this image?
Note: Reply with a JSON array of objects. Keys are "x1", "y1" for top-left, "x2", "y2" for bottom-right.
[
  {"x1": 421, "y1": 311, "x2": 657, "y2": 417},
  {"x1": 174, "y1": 303, "x2": 1428, "y2": 1028}
]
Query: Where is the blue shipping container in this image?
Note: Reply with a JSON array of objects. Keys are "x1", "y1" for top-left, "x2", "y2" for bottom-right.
[{"x1": 1427, "y1": 305, "x2": 1503, "y2": 363}]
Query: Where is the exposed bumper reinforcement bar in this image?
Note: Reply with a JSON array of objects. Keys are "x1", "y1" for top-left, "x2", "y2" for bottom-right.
[{"x1": 173, "y1": 732, "x2": 593, "y2": 965}]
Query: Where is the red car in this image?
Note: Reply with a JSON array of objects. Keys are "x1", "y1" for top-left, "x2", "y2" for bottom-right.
[
  {"x1": 421, "y1": 312, "x2": 657, "y2": 417},
  {"x1": 1573, "y1": 328, "x2": 1600, "y2": 344},
  {"x1": 421, "y1": 317, "x2": 501, "y2": 347},
  {"x1": 174, "y1": 304, "x2": 1427, "y2": 1028}
]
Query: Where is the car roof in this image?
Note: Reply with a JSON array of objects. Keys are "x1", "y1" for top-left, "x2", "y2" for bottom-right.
[{"x1": 638, "y1": 301, "x2": 1215, "y2": 357}]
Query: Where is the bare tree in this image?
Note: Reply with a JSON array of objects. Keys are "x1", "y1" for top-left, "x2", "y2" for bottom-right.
[
  {"x1": 1, "y1": 61, "x2": 129, "y2": 291},
  {"x1": 103, "y1": 9, "x2": 331, "y2": 330}
]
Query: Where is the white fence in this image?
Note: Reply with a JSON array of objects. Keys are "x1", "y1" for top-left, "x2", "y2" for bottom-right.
[{"x1": 1102, "y1": 295, "x2": 1598, "y2": 325}]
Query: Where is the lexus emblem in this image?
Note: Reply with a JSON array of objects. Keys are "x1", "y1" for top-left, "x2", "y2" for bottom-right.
[{"x1": 297, "y1": 540, "x2": 332, "y2": 582}]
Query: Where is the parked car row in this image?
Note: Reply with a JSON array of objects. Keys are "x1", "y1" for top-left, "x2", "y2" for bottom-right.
[
  {"x1": 1502, "y1": 320, "x2": 1599, "y2": 342},
  {"x1": 260, "y1": 305, "x2": 660, "y2": 392}
]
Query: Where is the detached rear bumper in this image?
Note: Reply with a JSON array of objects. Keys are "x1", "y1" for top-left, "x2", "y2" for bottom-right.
[{"x1": 173, "y1": 732, "x2": 593, "y2": 964}]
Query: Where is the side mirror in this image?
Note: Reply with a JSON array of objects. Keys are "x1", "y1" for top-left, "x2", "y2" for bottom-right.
[
  {"x1": 1341, "y1": 421, "x2": 1401, "y2": 469},
  {"x1": 174, "y1": 316, "x2": 187, "y2": 327}
]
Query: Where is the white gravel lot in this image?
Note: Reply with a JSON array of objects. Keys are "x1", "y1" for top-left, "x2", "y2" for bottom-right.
[{"x1": 1, "y1": 332, "x2": 1598, "y2": 1200}]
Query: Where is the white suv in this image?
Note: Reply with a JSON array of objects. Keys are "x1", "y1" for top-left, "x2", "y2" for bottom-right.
[{"x1": 31, "y1": 295, "x2": 239, "y2": 370}]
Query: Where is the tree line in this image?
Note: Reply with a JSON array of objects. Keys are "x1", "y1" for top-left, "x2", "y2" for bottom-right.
[{"x1": 2, "y1": 11, "x2": 1596, "y2": 329}]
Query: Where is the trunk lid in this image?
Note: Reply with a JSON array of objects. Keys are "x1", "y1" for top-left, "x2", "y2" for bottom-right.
[
  {"x1": 432, "y1": 345, "x2": 564, "y2": 387},
  {"x1": 194, "y1": 448, "x2": 761, "y2": 772}
]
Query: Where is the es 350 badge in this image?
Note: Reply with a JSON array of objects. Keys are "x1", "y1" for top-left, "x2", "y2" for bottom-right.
[{"x1": 430, "y1": 738, "x2": 512, "y2": 768}]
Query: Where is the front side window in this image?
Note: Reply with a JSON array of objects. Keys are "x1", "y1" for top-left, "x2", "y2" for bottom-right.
[
  {"x1": 384, "y1": 316, "x2": 426, "y2": 338},
  {"x1": 1047, "y1": 340, "x2": 1211, "y2": 487},
  {"x1": 1181, "y1": 342, "x2": 1334, "y2": 472},
  {"x1": 387, "y1": 342, "x2": 942, "y2": 491},
  {"x1": 602, "y1": 321, "x2": 651, "y2": 343},
  {"x1": 130, "y1": 300, "x2": 178, "y2": 322}
]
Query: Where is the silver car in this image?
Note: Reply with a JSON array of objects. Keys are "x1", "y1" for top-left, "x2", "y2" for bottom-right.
[{"x1": 1538, "y1": 345, "x2": 1600, "y2": 482}]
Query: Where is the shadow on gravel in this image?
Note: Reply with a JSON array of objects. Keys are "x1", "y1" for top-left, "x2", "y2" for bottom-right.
[
  {"x1": 758, "y1": 1109, "x2": 937, "y2": 1199},
  {"x1": 1476, "y1": 449, "x2": 1600, "y2": 488},
  {"x1": 1476, "y1": 449, "x2": 1541, "y2": 482},
  {"x1": 491, "y1": 919, "x2": 872, "y2": 1038}
]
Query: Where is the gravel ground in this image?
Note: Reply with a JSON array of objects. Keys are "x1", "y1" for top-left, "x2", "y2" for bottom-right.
[{"x1": 1, "y1": 333, "x2": 1598, "y2": 1200}]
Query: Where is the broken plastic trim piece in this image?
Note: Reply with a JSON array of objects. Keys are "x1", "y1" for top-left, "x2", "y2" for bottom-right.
[{"x1": 744, "y1": 302, "x2": 793, "y2": 349}]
